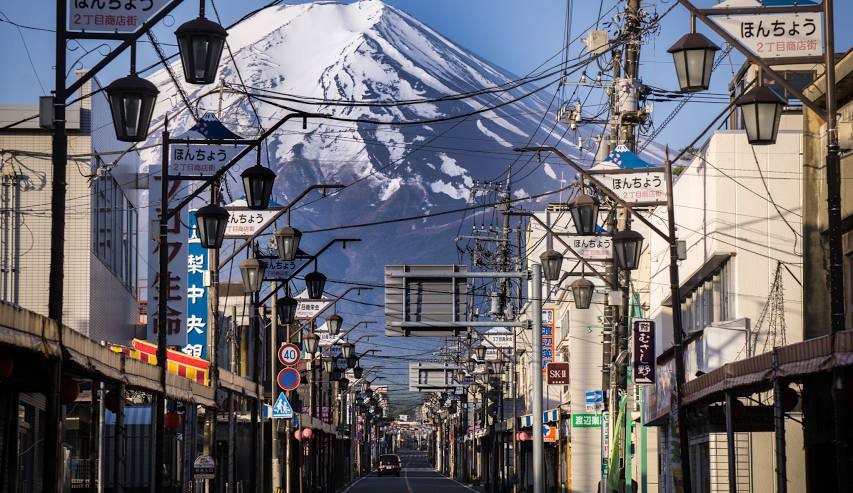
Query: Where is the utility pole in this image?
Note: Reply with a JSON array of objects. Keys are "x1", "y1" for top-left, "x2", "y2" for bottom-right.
[{"x1": 271, "y1": 282, "x2": 282, "y2": 491}]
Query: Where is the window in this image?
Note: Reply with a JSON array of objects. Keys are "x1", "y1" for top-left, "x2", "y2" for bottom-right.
[{"x1": 92, "y1": 176, "x2": 137, "y2": 292}]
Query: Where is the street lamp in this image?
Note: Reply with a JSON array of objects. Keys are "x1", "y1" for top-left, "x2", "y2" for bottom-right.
[
  {"x1": 475, "y1": 343, "x2": 487, "y2": 361},
  {"x1": 539, "y1": 249, "x2": 564, "y2": 282},
  {"x1": 494, "y1": 359, "x2": 506, "y2": 374},
  {"x1": 667, "y1": 31, "x2": 720, "y2": 93},
  {"x1": 240, "y1": 164, "x2": 276, "y2": 210},
  {"x1": 305, "y1": 269, "x2": 327, "y2": 300},
  {"x1": 735, "y1": 85, "x2": 785, "y2": 145},
  {"x1": 341, "y1": 341, "x2": 355, "y2": 360},
  {"x1": 353, "y1": 360, "x2": 364, "y2": 379},
  {"x1": 238, "y1": 258, "x2": 266, "y2": 293},
  {"x1": 465, "y1": 357, "x2": 476, "y2": 373},
  {"x1": 195, "y1": 203, "x2": 230, "y2": 249},
  {"x1": 322, "y1": 356, "x2": 335, "y2": 374},
  {"x1": 276, "y1": 291, "x2": 298, "y2": 325},
  {"x1": 174, "y1": 15, "x2": 227, "y2": 85},
  {"x1": 105, "y1": 74, "x2": 158, "y2": 142},
  {"x1": 568, "y1": 192, "x2": 600, "y2": 235},
  {"x1": 303, "y1": 332, "x2": 320, "y2": 355},
  {"x1": 339, "y1": 378, "x2": 349, "y2": 392},
  {"x1": 274, "y1": 226, "x2": 302, "y2": 261},
  {"x1": 326, "y1": 313, "x2": 343, "y2": 336},
  {"x1": 612, "y1": 229, "x2": 644, "y2": 271},
  {"x1": 570, "y1": 277, "x2": 595, "y2": 310}
]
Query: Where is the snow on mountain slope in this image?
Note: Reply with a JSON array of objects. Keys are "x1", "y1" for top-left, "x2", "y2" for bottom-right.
[{"x1": 138, "y1": 0, "x2": 617, "y2": 302}]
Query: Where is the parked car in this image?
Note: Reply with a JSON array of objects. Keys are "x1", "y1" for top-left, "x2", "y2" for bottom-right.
[{"x1": 377, "y1": 454, "x2": 401, "y2": 477}]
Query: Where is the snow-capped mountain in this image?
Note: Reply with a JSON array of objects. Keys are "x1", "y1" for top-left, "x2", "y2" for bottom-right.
[{"x1": 140, "y1": 0, "x2": 592, "y2": 301}]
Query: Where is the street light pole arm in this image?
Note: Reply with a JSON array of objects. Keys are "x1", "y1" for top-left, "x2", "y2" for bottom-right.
[
  {"x1": 217, "y1": 183, "x2": 345, "y2": 270},
  {"x1": 514, "y1": 146, "x2": 672, "y2": 243},
  {"x1": 167, "y1": 111, "x2": 330, "y2": 219},
  {"x1": 257, "y1": 239, "x2": 363, "y2": 305}
]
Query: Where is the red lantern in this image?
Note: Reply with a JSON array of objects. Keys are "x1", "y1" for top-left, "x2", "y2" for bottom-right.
[
  {"x1": 294, "y1": 429, "x2": 303, "y2": 441},
  {"x1": 517, "y1": 431, "x2": 529, "y2": 442},
  {"x1": 60, "y1": 377, "x2": 79, "y2": 404},
  {"x1": 164, "y1": 410, "x2": 182, "y2": 430},
  {"x1": 104, "y1": 390, "x2": 122, "y2": 414},
  {"x1": 781, "y1": 386, "x2": 799, "y2": 412},
  {"x1": 0, "y1": 349, "x2": 13, "y2": 382},
  {"x1": 302, "y1": 427, "x2": 313, "y2": 440}
]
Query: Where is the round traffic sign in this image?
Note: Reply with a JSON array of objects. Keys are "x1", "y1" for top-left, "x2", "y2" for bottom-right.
[
  {"x1": 277, "y1": 367, "x2": 301, "y2": 391},
  {"x1": 278, "y1": 343, "x2": 301, "y2": 366}
]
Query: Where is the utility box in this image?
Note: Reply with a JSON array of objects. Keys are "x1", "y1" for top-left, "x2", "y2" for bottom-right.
[
  {"x1": 408, "y1": 362, "x2": 461, "y2": 392},
  {"x1": 384, "y1": 265, "x2": 468, "y2": 336}
]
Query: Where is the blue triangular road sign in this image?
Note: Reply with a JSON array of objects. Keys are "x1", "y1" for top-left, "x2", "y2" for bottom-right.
[{"x1": 272, "y1": 392, "x2": 294, "y2": 419}]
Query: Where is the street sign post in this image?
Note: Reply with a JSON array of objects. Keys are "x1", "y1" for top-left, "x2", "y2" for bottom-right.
[
  {"x1": 712, "y1": 0, "x2": 823, "y2": 58},
  {"x1": 277, "y1": 367, "x2": 301, "y2": 391},
  {"x1": 571, "y1": 413, "x2": 603, "y2": 428},
  {"x1": 224, "y1": 208, "x2": 279, "y2": 238},
  {"x1": 278, "y1": 343, "x2": 301, "y2": 366}
]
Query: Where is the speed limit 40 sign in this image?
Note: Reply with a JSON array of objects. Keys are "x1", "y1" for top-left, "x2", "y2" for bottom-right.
[{"x1": 278, "y1": 343, "x2": 301, "y2": 366}]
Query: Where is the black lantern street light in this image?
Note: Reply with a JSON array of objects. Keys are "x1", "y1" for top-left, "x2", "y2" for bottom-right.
[
  {"x1": 465, "y1": 357, "x2": 476, "y2": 373},
  {"x1": 195, "y1": 204, "x2": 230, "y2": 249},
  {"x1": 274, "y1": 226, "x2": 302, "y2": 261},
  {"x1": 612, "y1": 229, "x2": 645, "y2": 271},
  {"x1": 303, "y1": 332, "x2": 320, "y2": 355},
  {"x1": 322, "y1": 356, "x2": 335, "y2": 374},
  {"x1": 540, "y1": 249, "x2": 564, "y2": 282},
  {"x1": 240, "y1": 164, "x2": 276, "y2": 210},
  {"x1": 305, "y1": 269, "x2": 327, "y2": 300},
  {"x1": 341, "y1": 341, "x2": 355, "y2": 360},
  {"x1": 353, "y1": 364, "x2": 364, "y2": 380},
  {"x1": 326, "y1": 313, "x2": 343, "y2": 336},
  {"x1": 570, "y1": 277, "x2": 595, "y2": 310},
  {"x1": 568, "y1": 192, "x2": 600, "y2": 235},
  {"x1": 106, "y1": 74, "x2": 159, "y2": 143},
  {"x1": 238, "y1": 258, "x2": 266, "y2": 293},
  {"x1": 276, "y1": 291, "x2": 298, "y2": 326},
  {"x1": 339, "y1": 378, "x2": 349, "y2": 392},
  {"x1": 667, "y1": 23, "x2": 720, "y2": 93},
  {"x1": 475, "y1": 343, "x2": 487, "y2": 362},
  {"x1": 174, "y1": 5, "x2": 228, "y2": 85},
  {"x1": 735, "y1": 84, "x2": 785, "y2": 145}
]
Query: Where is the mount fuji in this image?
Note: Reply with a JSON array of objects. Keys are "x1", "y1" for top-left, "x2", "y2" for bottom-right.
[{"x1": 138, "y1": 0, "x2": 603, "y2": 353}]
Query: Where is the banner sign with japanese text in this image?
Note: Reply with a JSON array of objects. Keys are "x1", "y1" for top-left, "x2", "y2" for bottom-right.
[
  {"x1": 712, "y1": 0, "x2": 823, "y2": 58},
  {"x1": 599, "y1": 172, "x2": 665, "y2": 204},
  {"x1": 182, "y1": 211, "x2": 209, "y2": 359},
  {"x1": 484, "y1": 327, "x2": 513, "y2": 361},
  {"x1": 69, "y1": 0, "x2": 169, "y2": 32},
  {"x1": 541, "y1": 307, "x2": 556, "y2": 369},
  {"x1": 632, "y1": 319, "x2": 656, "y2": 384},
  {"x1": 147, "y1": 165, "x2": 188, "y2": 347},
  {"x1": 224, "y1": 208, "x2": 279, "y2": 238},
  {"x1": 264, "y1": 258, "x2": 309, "y2": 281},
  {"x1": 170, "y1": 144, "x2": 243, "y2": 176},
  {"x1": 568, "y1": 235, "x2": 613, "y2": 260}
]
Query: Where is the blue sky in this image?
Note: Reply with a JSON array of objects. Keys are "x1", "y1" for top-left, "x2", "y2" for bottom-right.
[{"x1": 1, "y1": 0, "x2": 851, "y2": 148}]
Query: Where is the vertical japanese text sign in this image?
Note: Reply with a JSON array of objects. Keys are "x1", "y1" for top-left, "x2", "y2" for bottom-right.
[
  {"x1": 541, "y1": 307, "x2": 556, "y2": 369},
  {"x1": 632, "y1": 319, "x2": 655, "y2": 384},
  {"x1": 183, "y1": 211, "x2": 209, "y2": 359},
  {"x1": 147, "y1": 165, "x2": 189, "y2": 347}
]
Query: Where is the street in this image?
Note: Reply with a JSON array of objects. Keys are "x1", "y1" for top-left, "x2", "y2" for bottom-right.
[{"x1": 344, "y1": 449, "x2": 475, "y2": 493}]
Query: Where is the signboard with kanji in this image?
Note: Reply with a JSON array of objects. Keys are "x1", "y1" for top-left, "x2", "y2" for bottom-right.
[
  {"x1": 571, "y1": 413, "x2": 603, "y2": 428},
  {"x1": 599, "y1": 172, "x2": 665, "y2": 204},
  {"x1": 712, "y1": 0, "x2": 823, "y2": 58},
  {"x1": 295, "y1": 298, "x2": 334, "y2": 320},
  {"x1": 484, "y1": 327, "x2": 513, "y2": 360},
  {"x1": 69, "y1": 0, "x2": 169, "y2": 32},
  {"x1": 223, "y1": 208, "x2": 279, "y2": 238},
  {"x1": 169, "y1": 113, "x2": 247, "y2": 176},
  {"x1": 147, "y1": 165, "x2": 188, "y2": 347},
  {"x1": 568, "y1": 235, "x2": 612, "y2": 260},
  {"x1": 632, "y1": 319, "x2": 656, "y2": 384},
  {"x1": 181, "y1": 211, "x2": 208, "y2": 359},
  {"x1": 541, "y1": 307, "x2": 556, "y2": 369},
  {"x1": 546, "y1": 362, "x2": 569, "y2": 385}
]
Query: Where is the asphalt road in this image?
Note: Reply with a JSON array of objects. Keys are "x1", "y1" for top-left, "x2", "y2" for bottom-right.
[{"x1": 344, "y1": 449, "x2": 475, "y2": 493}]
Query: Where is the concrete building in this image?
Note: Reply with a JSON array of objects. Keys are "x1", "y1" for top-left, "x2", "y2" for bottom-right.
[
  {"x1": 642, "y1": 63, "x2": 808, "y2": 492},
  {"x1": 0, "y1": 74, "x2": 139, "y2": 344}
]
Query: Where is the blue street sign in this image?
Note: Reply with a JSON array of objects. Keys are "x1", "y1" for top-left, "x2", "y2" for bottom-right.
[
  {"x1": 272, "y1": 392, "x2": 294, "y2": 419},
  {"x1": 294, "y1": 415, "x2": 299, "y2": 428},
  {"x1": 585, "y1": 390, "x2": 604, "y2": 404}
]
